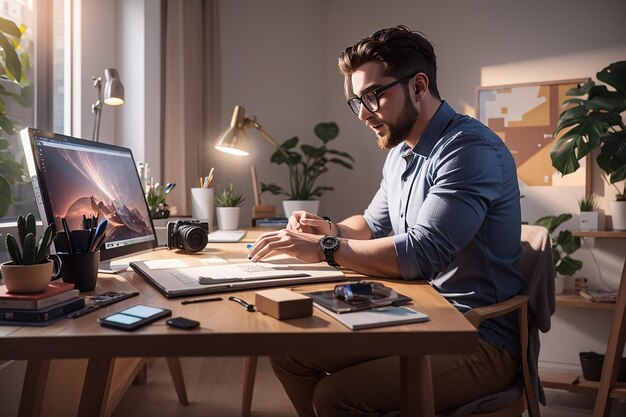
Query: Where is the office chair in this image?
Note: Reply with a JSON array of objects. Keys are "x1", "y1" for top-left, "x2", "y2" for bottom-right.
[{"x1": 447, "y1": 224, "x2": 554, "y2": 417}]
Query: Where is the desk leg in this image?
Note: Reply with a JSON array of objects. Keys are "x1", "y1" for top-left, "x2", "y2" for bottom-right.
[
  {"x1": 18, "y1": 359, "x2": 51, "y2": 417},
  {"x1": 401, "y1": 355, "x2": 434, "y2": 417},
  {"x1": 77, "y1": 357, "x2": 114, "y2": 417}
]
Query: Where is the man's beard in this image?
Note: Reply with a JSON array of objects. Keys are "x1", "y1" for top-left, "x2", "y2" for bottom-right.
[{"x1": 376, "y1": 87, "x2": 418, "y2": 150}]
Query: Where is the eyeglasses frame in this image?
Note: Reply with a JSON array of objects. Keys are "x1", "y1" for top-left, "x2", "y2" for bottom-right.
[{"x1": 347, "y1": 71, "x2": 419, "y2": 115}]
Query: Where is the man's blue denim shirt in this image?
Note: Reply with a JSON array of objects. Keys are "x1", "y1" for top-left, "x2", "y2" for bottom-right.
[{"x1": 363, "y1": 101, "x2": 524, "y2": 360}]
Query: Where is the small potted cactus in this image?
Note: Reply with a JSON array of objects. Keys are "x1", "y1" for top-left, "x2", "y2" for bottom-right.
[{"x1": 1, "y1": 213, "x2": 59, "y2": 293}]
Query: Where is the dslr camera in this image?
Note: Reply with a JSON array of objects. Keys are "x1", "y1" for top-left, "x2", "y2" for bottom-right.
[{"x1": 167, "y1": 219, "x2": 209, "y2": 252}]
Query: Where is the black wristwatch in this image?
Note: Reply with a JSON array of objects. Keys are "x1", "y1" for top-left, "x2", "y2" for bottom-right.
[{"x1": 320, "y1": 235, "x2": 340, "y2": 267}]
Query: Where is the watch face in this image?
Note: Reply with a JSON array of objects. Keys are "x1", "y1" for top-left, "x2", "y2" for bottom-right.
[{"x1": 321, "y1": 235, "x2": 339, "y2": 250}]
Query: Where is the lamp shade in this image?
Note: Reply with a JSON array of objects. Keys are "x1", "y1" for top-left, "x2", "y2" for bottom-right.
[
  {"x1": 214, "y1": 105, "x2": 250, "y2": 156},
  {"x1": 103, "y1": 68, "x2": 124, "y2": 106}
]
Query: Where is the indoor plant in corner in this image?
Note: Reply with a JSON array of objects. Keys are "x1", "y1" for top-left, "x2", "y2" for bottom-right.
[
  {"x1": 215, "y1": 183, "x2": 246, "y2": 230},
  {"x1": 551, "y1": 61, "x2": 626, "y2": 230},
  {"x1": 535, "y1": 213, "x2": 583, "y2": 294},
  {"x1": 261, "y1": 122, "x2": 354, "y2": 218},
  {"x1": 1, "y1": 213, "x2": 57, "y2": 293}
]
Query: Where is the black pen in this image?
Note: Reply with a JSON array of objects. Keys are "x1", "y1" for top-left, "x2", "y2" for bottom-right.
[
  {"x1": 61, "y1": 217, "x2": 74, "y2": 254},
  {"x1": 228, "y1": 296, "x2": 255, "y2": 312},
  {"x1": 181, "y1": 296, "x2": 223, "y2": 305}
]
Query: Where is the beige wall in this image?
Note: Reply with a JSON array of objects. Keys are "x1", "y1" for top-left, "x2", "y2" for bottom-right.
[{"x1": 220, "y1": 0, "x2": 626, "y2": 369}]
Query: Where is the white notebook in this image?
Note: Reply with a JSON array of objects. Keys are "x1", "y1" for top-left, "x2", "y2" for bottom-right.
[
  {"x1": 207, "y1": 230, "x2": 247, "y2": 242},
  {"x1": 315, "y1": 304, "x2": 429, "y2": 330}
]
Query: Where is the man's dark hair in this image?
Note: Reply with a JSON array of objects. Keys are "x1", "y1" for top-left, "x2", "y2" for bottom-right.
[{"x1": 338, "y1": 25, "x2": 440, "y2": 100}]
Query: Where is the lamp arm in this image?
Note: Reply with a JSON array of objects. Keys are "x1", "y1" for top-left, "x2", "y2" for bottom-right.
[
  {"x1": 252, "y1": 121, "x2": 290, "y2": 159},
  {"x1": 91, "y1": 77, "x2": 103, "y2": 142}
]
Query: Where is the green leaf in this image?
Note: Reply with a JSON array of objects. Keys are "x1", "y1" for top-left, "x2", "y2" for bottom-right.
[
  {"x1": 534, "y1": 213, "x2": 572, "y2": 234},
  {"x1": 327, "y1": 149, "x2": 356, "y2": 162},
  {"x1": 0, "y1": 17, "x2": 22, "y2": 38},
  {"x1": 596, "y1": 61, "x2": 626, "y2": 97},
  {"x1": 0, "y1": 114, "x2": 15, "y2": 135},
  {"x1": 328, "y1": 158, "x2": 354, "y2": 169},
  {"x1": 556, "y1": 257, "x2": 583, "y2": 276},
  {"x1": 565, "y1": 80, "x2": 593, "y2": 97},
  {"x1": 301, "y1": 144, "x2": 326, "y2": 158},
  {"x1": 314, "y1": 122, "x2": 339, "y2": 143},
  {"x1": 0, "y1": 174, "x2": 10, "y2": 217},
  {"x1": 0, "y1": 32, "x2": 21, "y2": 81},
  {"x1": 281, "y1": 136, "x2": 299, "y2": 150}
]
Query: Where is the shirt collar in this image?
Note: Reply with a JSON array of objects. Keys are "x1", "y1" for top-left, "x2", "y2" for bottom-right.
[{"x1": 411, "y1": 100, "x2": 455, "y2": 157}]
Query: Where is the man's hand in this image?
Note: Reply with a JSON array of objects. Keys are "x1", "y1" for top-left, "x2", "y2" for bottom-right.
[
  {"x1": 248, "y1": 229, "x2": 324, "y2": 263},
  {"x1": 287, "y1": 211, "x2": 333, "y2": 235}
]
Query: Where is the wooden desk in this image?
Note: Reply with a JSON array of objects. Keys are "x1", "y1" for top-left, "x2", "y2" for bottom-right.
[{"x1": 0, "y1": 235, "x2": 477, "y2": 417}]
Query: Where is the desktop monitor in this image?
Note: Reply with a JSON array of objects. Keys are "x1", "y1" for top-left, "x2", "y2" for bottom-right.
[{"x1": 20, "y1": 128, "x2": 158, "y2": 271}]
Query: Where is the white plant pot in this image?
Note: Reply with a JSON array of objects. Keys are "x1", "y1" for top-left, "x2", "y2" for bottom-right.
[
  {"x1": 579, "y1": 211, "x2": 599, "y2": 231},
  {"x1": 282, "y1": 200, "x2": 320, "y2": 219},
  {"x1": 610, "y1": 200, "x2": 626, "y2": 231},
  {"x1": 216, "y1": 207, "x2": 241, "y2": 230}
]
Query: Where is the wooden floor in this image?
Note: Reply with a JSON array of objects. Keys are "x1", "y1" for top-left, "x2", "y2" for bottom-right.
[
  {"x1": 112, "y1": 357, "x2": 297, "y2": 417},
  {"x1": 112, "y1": 357, "x2": 626, "y2": 417}
]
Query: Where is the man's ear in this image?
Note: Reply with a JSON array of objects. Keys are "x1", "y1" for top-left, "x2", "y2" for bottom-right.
[{"x1": 414, "y1": 73, "x2": 429, "y2": 98}]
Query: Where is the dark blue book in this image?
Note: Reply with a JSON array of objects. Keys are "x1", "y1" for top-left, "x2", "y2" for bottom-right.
[{"x1": 0, "y1": 297, "x2": 84, "y2": 323}]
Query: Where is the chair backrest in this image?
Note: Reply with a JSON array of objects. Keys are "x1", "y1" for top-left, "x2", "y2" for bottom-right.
[
  {"x1": 514, "y1": 224, "x2": 554, "y2": 417},
  {"x1": 465, "y1": 225, "x2": 554, "y2": 417}
]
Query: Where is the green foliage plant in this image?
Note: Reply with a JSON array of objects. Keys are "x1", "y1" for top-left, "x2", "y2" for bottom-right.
[
  {"x1": 551, "y1": 61, "x2": 626, "y2": 201},
  {"x1": 578, "y1": 193, "x2": 599, "y2": 212},
  {"x1": 0, "y1": 17, "x2": 32, "y2": 217},
  {"x1": 534, "y1": 213, "x2": 583, "y2": 276},
  {"x1": 216, "y1": 184, "x2": 246, "y2": 207},
  {"x1": 261, "y1": 122, "x2": 354, "y2": 200},
  {"x1": 5, "y1": 213, "x2": 56, "y2": 265}
]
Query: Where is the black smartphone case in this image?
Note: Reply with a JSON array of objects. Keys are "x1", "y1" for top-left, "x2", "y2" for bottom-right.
[{"x1": 166, "y1": 316, "x2": 200, "y2": 330}]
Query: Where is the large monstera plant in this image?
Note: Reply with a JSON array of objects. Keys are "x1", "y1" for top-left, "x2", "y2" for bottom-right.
[
  {"x1": 0, "y1": 16, "x2": 32, "y2": 217},
  {"x1": 551, "y1": 61, "x2": 626, "y2": 200}
]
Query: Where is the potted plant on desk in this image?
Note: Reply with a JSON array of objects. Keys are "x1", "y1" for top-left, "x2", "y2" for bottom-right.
[
  {"x1": 551, "y1": 61, "x2": 626, "y2": 230},
  {"x1": 1, "y1": 213, "x2": 58, "y2": 293},
  {"x1": 261, "y1": 122, "x2": 354, "y2": 218},
  {"x1": 215, "y1": 184, "x2": 246, "y2": 230}
]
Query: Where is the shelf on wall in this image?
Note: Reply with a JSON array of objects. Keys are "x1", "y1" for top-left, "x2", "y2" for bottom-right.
[
  {"x1": 572, "y1": 230, "x2": 626, "y2": 238},
  {"x1": 556, "y1": 292, "x2": 616, "y2": 310},
  {"x1": 540, "y1": 369, "x2": 626, "y2": 399}
]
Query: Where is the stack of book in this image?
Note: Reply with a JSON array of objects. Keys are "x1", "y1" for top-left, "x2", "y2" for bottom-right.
[{"x1": 0, "y1": 281, "x2": 84, "y2": 326}]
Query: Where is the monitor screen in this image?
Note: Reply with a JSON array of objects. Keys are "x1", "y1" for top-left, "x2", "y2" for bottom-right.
[{"x1": 20, "y1": 128, "x2": 158, "y2": 262}]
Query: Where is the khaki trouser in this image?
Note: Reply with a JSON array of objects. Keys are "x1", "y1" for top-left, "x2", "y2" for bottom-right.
[{"x1": 270, "y1": 338, "x2": 518, "y2": 417}]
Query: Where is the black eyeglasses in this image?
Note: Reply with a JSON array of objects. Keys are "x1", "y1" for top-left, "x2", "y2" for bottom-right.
[{"x1": 347, "y1": 72, "x2": 418, "y2": 115}]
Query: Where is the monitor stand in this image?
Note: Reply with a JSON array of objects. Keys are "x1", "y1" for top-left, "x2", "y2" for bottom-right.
[{"x1": 98, "y1": 259, "x2": 130, "y2": 274}]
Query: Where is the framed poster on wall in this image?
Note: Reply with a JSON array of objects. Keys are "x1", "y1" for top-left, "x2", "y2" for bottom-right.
[{"x1": 477, "y1": 78, "x2": 591, "y2": 194}]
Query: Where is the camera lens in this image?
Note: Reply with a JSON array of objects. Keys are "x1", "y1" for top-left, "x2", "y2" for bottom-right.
[{"x1": 177, "y1": 225, "x2": 208, "y2": 252}]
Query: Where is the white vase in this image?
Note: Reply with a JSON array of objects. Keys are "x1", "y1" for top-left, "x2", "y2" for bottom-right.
[
  {"x1": 216, "y1": 207, "x2": 241, "y2": 230},
  {"x1": 282, "y1": 200, "x2": 320, "y2": 219},
  {"x1": 579, "y1": 211, "x2": 599, "y2": 231},
  {"x1": 610, "y1": 200, "x2": 626, "y2": 231}
]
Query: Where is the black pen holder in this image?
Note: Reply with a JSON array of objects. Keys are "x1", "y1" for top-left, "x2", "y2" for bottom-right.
[
  {"x1": 55, "y1": 230, "x2": 93, "y2": 254},
  {"x1": 57, "y1": 250, "x2": 100, "y2": 292}
]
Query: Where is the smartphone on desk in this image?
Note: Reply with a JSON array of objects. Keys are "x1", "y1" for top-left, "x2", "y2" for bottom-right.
[{"x1": 99, "y1": 305, "x2": 171, "y2": 331}]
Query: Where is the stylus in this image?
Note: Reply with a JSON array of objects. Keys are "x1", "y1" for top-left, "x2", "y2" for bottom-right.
[
  {"x1": 181, "y1": 297, "x2": 223, "y2": 305},
  {"x1": 228, "y1": 296, "x2": 255, "y2": 312}
]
